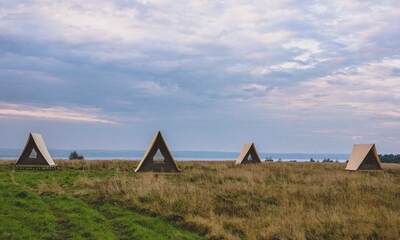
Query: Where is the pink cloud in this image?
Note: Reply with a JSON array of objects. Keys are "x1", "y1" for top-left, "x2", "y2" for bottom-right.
[{"x1": 0, "y1": 103, "x2": 116, "y2": 124}]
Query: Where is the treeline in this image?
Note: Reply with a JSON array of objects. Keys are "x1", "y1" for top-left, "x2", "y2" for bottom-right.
[
  {"x1": 379, "y1": 154, "x2": 400, "y2": 163},
  {"x1": 69, "y1": 151, "x2": 84, "y2": 160}
]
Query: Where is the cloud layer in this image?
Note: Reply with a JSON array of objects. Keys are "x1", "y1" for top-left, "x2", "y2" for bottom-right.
[
  {"x1": 0, "y1": 103, "x2": 116, "y2": 124},
  {"x1": 0, "y1": 0, "x2": 399, "y2": 152}
]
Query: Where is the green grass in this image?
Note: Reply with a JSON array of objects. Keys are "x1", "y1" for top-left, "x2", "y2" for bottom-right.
[
  {"x1": 97, "y1": 202, "x2": 200, "y2": 240},
  {"x1": 0, "y1": 164, "x2": 203, "y2": 240},
  {"x1": 40, "y1": 193, "x2": 116, "y2": 240},
  {"x1": 0, "y1": 182, "x2": 57, "y2": 240}
]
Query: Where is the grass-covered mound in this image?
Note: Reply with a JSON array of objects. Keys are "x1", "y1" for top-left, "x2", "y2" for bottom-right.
[{"x1": 0, "y1": 160, "x2": 399, "y2": 239}]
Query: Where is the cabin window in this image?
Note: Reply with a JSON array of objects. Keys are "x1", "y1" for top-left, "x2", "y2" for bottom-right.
[
  {"x1": 29, "y1": 148, "x2": 37, "y2": 159},
  {"x1": 153, "y1": 149, "x2": 165, "y2": 162}
]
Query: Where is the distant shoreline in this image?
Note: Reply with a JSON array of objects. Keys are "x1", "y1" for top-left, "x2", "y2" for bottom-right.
[
  {"x1": 0, "y1": 157, "x2": 346, "y2": 162},
  {"x1": 0, "y1": 149, "x2": 349, "y2": 162}
]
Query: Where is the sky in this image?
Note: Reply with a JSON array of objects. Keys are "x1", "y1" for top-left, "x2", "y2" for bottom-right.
[{"x1": 0, "y1": 0, "x2": 399, "y2": 153}]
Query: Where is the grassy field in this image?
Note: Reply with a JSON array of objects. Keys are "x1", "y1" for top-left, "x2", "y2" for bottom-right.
[{"x1": 0, "y1": 160, "x2": 399, "y2": 240}]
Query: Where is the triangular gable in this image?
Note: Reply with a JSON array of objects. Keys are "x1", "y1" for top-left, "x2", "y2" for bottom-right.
[
  {"x1": 135, "y1": 131, "x2": 179, "y2": 172},
  {"x1": 16, "y1": 132, "x2": 56, "y2": 166},
  {"x1": 345, "y1": 144, "x2": 382, "y2": 171},
  {"x1": 235, "y1": 143, "x2": 262, "y2": 165}
]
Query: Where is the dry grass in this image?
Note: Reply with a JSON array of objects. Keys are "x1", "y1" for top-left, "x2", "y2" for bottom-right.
[
  {"x1": 3, "y1": 160, "x2": 400, "y2": 239},
  {"x1": 55, "y1": 159, "x2": 139, "y2": 170}
]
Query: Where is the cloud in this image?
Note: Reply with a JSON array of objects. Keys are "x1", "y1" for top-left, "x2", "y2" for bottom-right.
[
  {"x1": 271, "y1": 61, "x2": 317, "y2": 71},
  {"x1": 241, "y1": 83, "x2": 268, "y2": 92},
  {"x1": 133, "y1": 81, "x2": 179, "y2": 96},
  {"x1": 0, "y1": 0, "x2": 400, "y2": 151},
  {"x1": 259, "y1": 57, "x2": 400, "y2": 122},
  {"x1": 283, "y1": 39, "x2": 322, "y2": 58},
  {"x1": 0, "y1": 102, "x2": 117, "y2": 124},
  {"x1": 1, "y1": 1, "x2": 398, "y2": 74},
  {"x1": 0, "y1": 68, "x2": 61, "y2": 82}
]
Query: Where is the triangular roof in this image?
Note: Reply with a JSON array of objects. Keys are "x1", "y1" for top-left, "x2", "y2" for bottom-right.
[
  {"x1": 235, "y1": 143, "x2": 262, "y2": 165},
  {"x1": 345, "y1": 144, "x2": 382, "y2": 171},
  {"x1": 16, "y1": 132, "x2": 56, "y2": 166},
  {"x1": 135, "y1": 131, "x2": 179, "y2": 172}
]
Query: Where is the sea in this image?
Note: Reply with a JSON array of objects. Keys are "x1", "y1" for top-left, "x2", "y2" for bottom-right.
[{"x1": 0, "y1": 149, "x2": 348, "y2": 162}]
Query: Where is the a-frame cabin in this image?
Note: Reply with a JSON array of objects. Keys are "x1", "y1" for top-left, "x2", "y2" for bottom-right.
[
  {"x1": 16, "y1": 132, "x2": 56, "y2": 168},
  {"x1": 345, "y1": 144, "x2": 383, "y2": 171},
  {"x1": 235, "y1": 143, "x2": 262, "y2": 165},
  {"x1": 135, "y1": 131, "x2": 179, "y2": 172}
]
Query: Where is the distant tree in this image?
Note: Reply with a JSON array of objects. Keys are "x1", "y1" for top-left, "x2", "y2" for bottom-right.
[
  {"x1": 69, "y1": 151, "x2": 84, "y2": 160},
  {"x1": 265, "y1": 156, "x2": 274, "y2": 162},
  {"x1": 310, "y1": 158, "x2": 315, "y2": 162},
  {"x1": 322, "y1": 158, "x2": 334, "y2": 163},
  {"x1": 379, "y1": 154, "x2": 400, "y2": 163}
]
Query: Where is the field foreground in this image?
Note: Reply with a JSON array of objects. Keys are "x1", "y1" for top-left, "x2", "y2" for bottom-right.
[{"x1": 0, "y1": 160, "x2": 399, "y2": 240}]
